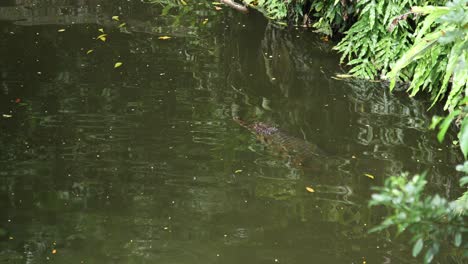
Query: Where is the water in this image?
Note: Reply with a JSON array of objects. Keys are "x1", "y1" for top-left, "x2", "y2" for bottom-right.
[{"x1": 0, "y1": 1, "x2": 462, "y2": 263}]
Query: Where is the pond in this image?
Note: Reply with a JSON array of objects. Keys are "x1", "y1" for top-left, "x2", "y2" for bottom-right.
[{"x1": 0, "y1": 1, "x2": 462, "y2": 263}]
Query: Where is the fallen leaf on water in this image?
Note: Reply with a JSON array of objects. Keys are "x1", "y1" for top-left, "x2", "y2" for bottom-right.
[
  {"x1": 58, "y1": 29, "x2": 66, "y2": 32},
  {"x1": 112, "y1": 16, "x2": 119, "y2": 21},
  {"x1": 118, "y1": 23, "x2": 127, "y2": 28},
  {"x1": 2, "y1": 114, "x2": 12, "y2": 118},
  {"x1": 97, "y1": 34, "x2": 107, "y2": 42},
  {"x1": 214, "y1": 6, "x2": 222, "y2": 10},
  {"x1": 86, "y1": 49, "x2": 94, "y2": 55},
  {"x1": 158, "y1": 36, "x2": 172, "y2": 40},
  {"x1": 98, "y1": 28, "x2": 105, "y2": 33},
  {"x1": 114, "y1": 62, "x2": 123, "y2": 68},
  {"x1": 320, "y1": 35, "x2": 329, "y2": 42},
  {"x1": 306, "y1": 186, "x2": 315, "y2": 193},
  {"x1": 202, "y1": 18, "x2": 209, "y2": 25},
  {"x1": 234, "y1": 170, "x2": 243, "y2": 173},
  {"x1": 52, "y1": 249, "x2": 57, "y2": 254},
  {"x1": 212, "y1": 2, "x2": 222, "y2": 5},
  {"x1": 15, "y1": 98, "x2": 21, "y2": 103},
  {"x1": 335, "y1": 74, "x2": 354, "y2": 79},
  {"x1": 364, "y1": 174, "x2": 375, "y2": 179}
]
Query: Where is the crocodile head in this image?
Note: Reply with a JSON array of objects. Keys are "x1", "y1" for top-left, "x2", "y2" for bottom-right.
[
  {"x1": 251, "y1": 122, "x2": 279, "y2": 136},
  {"x1": 233, "y1": 117, "x2": 278, "y2": 136}
]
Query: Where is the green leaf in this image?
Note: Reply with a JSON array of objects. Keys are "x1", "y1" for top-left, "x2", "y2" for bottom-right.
[
  {"x1": 424, "y1": 248, "x2": 434, "y2": 263},
  {"x1": 460, "y1": 117, "x2": 468, "y2": 158},
  {"x1": 413, "y1": 238, "x2": 424, "y2": 257},
  {"x1": 114, "y1": 62, "x2": 123, "y2": 68},
  {"x1": 429, "y1": 116, "x2": 443, "y2": 130},
  {"x1": 369, "y1": 0, "x2": 375, "y2": 29},
  {"x1": 461, "y1": 176, "x2": 468, "y2": 186},
  {"x1": 437, "y1": 110, "x2": 460, "y2": 143}
]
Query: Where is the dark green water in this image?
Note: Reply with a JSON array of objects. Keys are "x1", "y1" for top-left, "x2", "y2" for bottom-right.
[{"x1": 0, "y1": 1, "x2": 462, "y2": 263}]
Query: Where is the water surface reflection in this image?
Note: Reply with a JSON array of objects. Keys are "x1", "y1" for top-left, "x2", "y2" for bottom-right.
[{"x1": 0, "y1": 1, "x2": 461, "y2": 263}]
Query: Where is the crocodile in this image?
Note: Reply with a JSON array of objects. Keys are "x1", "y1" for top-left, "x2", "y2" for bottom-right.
[{"x1": 233, "y1": 117, "x2": 327, "y2": 168}]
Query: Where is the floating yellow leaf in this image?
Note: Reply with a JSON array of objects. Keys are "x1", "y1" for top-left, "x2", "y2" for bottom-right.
[
  {"x1": 364, "y1": 174, "x2": 375, "y2": 179},
  {"x1": 158, "y1": 36, "x2": 172, "y2": 40},
  {"x1": 214, "y1": 6, "x2": 222, "y2": 10},
  {"x1": 98, "y1": 28, "x2": 104, "y2": 33},
  {"x1": 97, "y1": 34, "x2": 107, "y2": 42},
  {"x1": 212, "y1": 2, "x2": 222, "y2": 5},
  {"x1": 234, "y1": 170, "x2": 243, "y2": 173},
  {"x1": 112, "y1": 16, "x2": 119, "y2": 21},
  {"x1": 86, "y1": 49, "x2": 94, "y2": 55},
  {"x1": 306, "y1": 186, "x2": 315, "y2": 193},
  {"x1": 2, "y1": 114, "x2": 12, "y2": 118},
  {"x1": 336, "y1": 74, "x2": 354, "y2": 79},
  {"x1": 118, "y1": 23, "x2": 127, "y2": 28},
  {"x1": 52, "y1": 249, "x2": 57, "y2": 254},
  {"x1": 57, "y1": 29, "x2": 66, "y2": 32},
  {"x1": 202, "y1": 18, "x2": 208, "y2": 25},
  {"x1": 114, "y1": 62, "x2": 123, "y2": 68}
]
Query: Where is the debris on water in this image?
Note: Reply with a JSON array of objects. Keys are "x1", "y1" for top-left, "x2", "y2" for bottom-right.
[
  {"x1": 306, "y1": 186, "x2": 315, "y2": 193},
  {"x1": 364, "y1": 174, "x2": 375, "y2": 179},
  {"x1": 58, "y1": 29, "x2": 66, "y2": 32},
  {"x1": 52, "y1": 249, "x2": 57, "y2": 254},
  {"x1": 2, "y1": 114, "x2": 12, "y2": 118},
  {"x1": 335, "y1": 74, "x2": 354, "y2": 79},
  {"x1": 234, "y1": 170, "x2": 242, "y2": 173},
  {"x1": 158, "y1": 36, "x2": 172, "y2": 40},
  {"x1": 114, "y1": 62, "x2": 123, "y2": 68}
]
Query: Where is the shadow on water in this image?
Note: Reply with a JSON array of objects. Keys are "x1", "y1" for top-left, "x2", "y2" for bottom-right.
[{"x1": 0, "y1": 1, "x2": 462, "y2": 263}]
